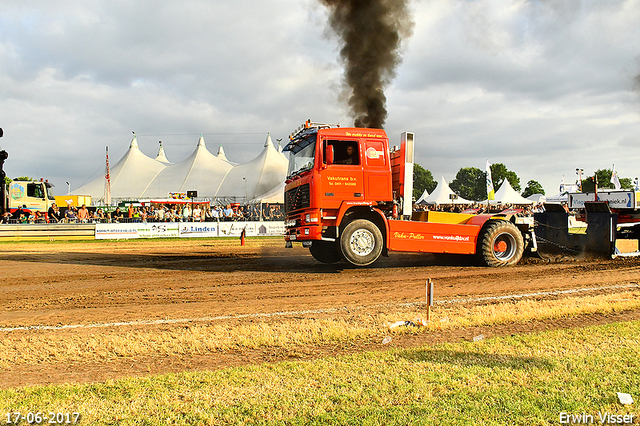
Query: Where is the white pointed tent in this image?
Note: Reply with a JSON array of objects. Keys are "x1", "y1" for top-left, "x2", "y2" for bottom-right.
[
  {"x1": 250, "y1": 182, "x2": 285, "y2": 204},
  {"x1": 424, "y1": 177, "x2": 472, "y2": 205},
  {"x1": 216, "y1": 134, "x2": 288, "y2": 200},
  {"x1": 140, "y1": 135, "x2": 233, "y2": 198},
  {"x1": 415, "y1": 189, "x2": 430, "y2": 205},
  {"x1": 154, "y1": 142, "x2": 172, "y2": 164},
  {"x1": 74, "y1": 133, "x2": 290, "y2": 203},
  {"x1": 492, "y1": 180, "x2": 533, "y2": 205},
  {"x1": 216, "y1": 144, "x2": 237, "y2": 165},
  {"x1": 526, "y1": 193, "x2": 546, "y2": 203},
  {"x1": 72, "y1": 136, "x2": 166, "y2": 202}
]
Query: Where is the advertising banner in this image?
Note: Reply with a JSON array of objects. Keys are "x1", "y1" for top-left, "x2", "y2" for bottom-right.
[
  {"x1": 256, "y1": 221, "x2": 285, "y2": 236},
  {"x1": 218, "y1": 222, "x2": 256, "y2": 237},
  {"x1": 568, "y1": 191, "x2": 638, "y2": 209},
  {"x1": 137, "y1": 223, "x2": 180, "y2": 238},
  {"x1": 179, "y1": 222, "x2": 219, "y2": 238},
  {"x1": 95, "y1": 223, "x2": 139, "y2": 239},
  {"x1": 96, "y1": 221, "x2": 285, "y2": 240}
]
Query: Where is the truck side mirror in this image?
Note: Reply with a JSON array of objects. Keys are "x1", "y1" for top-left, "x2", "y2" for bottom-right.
[{"x1": 326, "y1": 145, "x2": 334, "y2": 165}]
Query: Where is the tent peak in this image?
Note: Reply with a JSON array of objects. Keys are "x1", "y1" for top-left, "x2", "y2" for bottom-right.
[
  {"x1": 155, "y1": 141, "x2": 170, "y2": 164},
  {"x1": 129, "y1": 135, "x2": 139, "y2": 149}
]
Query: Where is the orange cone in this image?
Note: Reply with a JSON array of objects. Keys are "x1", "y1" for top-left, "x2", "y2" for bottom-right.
[{"x1": 240, "y1": 228, "x2": 246, "y2": 246}]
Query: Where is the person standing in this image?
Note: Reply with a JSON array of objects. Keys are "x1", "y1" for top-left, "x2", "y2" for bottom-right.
[
  {"x1": 193, "y1": 205, "x2": 202, "y2": 222},
  {"x1": 182, "y1": 204, "x2": 191, "y2": 222},
  {"x1": 77, "y1": 204, "x2": 89, "y2": 223}
]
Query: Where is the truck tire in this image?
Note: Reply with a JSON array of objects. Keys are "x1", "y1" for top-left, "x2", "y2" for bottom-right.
[
  {"x1": 340, "y1": 219, "x2": 383, "y2": 266},
  {"x1": 477, "y1": 220, "x2": 524, "y2": 267},
  {"x1": 309, "y1": 241, "x2": 343, "y2": 264}
]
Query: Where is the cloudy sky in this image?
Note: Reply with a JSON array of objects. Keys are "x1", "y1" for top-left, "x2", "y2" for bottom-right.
[{"x1": 1, "y1": 0, "x2": 639, "y2": 196}]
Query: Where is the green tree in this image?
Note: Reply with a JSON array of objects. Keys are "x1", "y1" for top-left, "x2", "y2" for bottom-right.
[
  {"x1": 450, "y1": 167, "x2": 485, "y2": 201},
  {"x1": 521, "y1": 180, "x2": 545, "y2": 198},
  {"x1": 5, "y1": 176, "x2": 34, "y2": 186},
  {"x1": 490, "y1": 163, "x2": 521, "y2": 193},
  {"x1": 581, "y1": 169, "x2": 633, "y2": 192},
  {"x1": 412, "y1": 164, "x2": 437, "y2": 200}
]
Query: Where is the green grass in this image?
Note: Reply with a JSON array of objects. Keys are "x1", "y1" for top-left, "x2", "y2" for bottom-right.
[{"x1": 2, "y1": 320, "x2": 639, "y2": 425}]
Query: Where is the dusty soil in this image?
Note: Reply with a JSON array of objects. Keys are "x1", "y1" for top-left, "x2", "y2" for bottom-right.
[{"x1": 1, "y1": 238, "x2": 639, "y2": 389}]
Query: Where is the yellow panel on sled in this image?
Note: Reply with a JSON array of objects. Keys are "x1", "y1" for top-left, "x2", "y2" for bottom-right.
[{"x1": 411, "y1": 211, "x2": 475, "y2": 225}]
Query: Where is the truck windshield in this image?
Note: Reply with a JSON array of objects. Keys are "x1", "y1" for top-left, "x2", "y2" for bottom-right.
[{"x1": 286, "y1": 135, "x2": 316, "y2": 179}]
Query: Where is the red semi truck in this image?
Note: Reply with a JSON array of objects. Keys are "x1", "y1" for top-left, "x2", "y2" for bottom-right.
[{"x1": 283, "y1": 121, "x2": 536, "y2": 267}]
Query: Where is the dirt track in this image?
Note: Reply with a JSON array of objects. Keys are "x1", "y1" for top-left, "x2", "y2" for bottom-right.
[{"x1": 1, "y1": 238, "x2": 639, "y2": 388}]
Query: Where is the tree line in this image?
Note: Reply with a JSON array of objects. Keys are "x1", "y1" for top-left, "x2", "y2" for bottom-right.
[{"x1": 413, "y1": 164, "x2": 635, "y2": 202}]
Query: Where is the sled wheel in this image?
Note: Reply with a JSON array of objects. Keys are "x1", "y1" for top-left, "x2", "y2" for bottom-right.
[
  {"x1": 340, "y1": 219, "x2": 383, "y2": 266},
  {"x1": 478, "y1": 220, "x2": 524, "y2": 267},
  {"x1": 309, "y1": 240, "x2": 343, "y2": 264}
]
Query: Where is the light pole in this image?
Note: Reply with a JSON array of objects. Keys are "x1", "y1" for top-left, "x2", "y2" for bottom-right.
[
  {"x1": 575, "y1": 169, "x2": 584, "y2": 192},
  {"x1": 66, "y1": 181, "x2": 70, "y2": 195},
  {"x1": 243, "y1": 177, "x2": 247, "y2": 202}
]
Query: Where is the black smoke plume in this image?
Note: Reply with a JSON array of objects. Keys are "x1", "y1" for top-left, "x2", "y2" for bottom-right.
[{"x1": 320, "y1": 0, "x2": 413, "y2": 129}]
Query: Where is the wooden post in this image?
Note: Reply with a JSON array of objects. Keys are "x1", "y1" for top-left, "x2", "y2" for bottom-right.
[{"x1": 426, "y1": 278, "x2": 433, "y2": 322}]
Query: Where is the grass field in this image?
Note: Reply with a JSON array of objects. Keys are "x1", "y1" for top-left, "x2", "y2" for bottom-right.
[{"x1": 1, "y1": 319, "x2": 638, "y2": 425}]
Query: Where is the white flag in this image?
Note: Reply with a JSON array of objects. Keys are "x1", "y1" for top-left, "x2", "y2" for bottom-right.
[
  {"x1": 611, "y1": 165, "x2": 621, "y2": 190},
  {"x1": 486, "y1": 160, "x2": 495, "y2": 200}
]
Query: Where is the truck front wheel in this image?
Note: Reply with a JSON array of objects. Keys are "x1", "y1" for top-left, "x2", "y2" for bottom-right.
[
  {"x1": 340, "y1": 219, "x2": 383, "y2": 266},
  {"x1": 309, "y1": 241, "x2": 343, "y2": 264},
  {"x1": 477, "y1": 220, "x2": 524, "y2": 267}
]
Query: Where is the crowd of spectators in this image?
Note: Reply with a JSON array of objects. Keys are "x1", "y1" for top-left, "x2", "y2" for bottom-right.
[
  {"x1": 1, "y1": 202, "x2": 285, "y2": 224},
  {"x1": 412, "y1": 202, "x2": 546, "y2": 216},
  {"x1": 2, "y1": 199, "x2": 555, "y2": 225}
]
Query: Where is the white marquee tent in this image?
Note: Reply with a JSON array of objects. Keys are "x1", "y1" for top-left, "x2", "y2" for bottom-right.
[
  {"x1": 154, "y1": 142, "x2": 172, "y2": 164},
  {"x1": 423, "y1": 177, "x2": 472, "y2": 205},
  {"x1": 415, "y1": 189, "x2": 430, "y2": 205},
  {"x1": 73, "y1": 136, "x2": 166, "y2": 203},
  {"x1": 73, "y1": 134, "x2": 289, "y2": 204},
  {"x1": 526, "y1": 193, "x2": 546, "y2": 203},
  {"x1": 215, "y1": 135, "x2": 288, "y2": 200},
  {"x1": 491, "y1": 180, "x2": 533, "y2": 205},
  {"x1": 139, "y1": 135, "x2": 233, "y2": 199}
]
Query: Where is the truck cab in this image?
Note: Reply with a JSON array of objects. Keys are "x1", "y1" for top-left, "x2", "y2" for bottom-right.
[
  {"x1": 284, "y1": 121, "x2": 532, "y2": 267},
  {"x1": 8, "y1": 179, "x2": 56, "y2": 214},
  {"x1": 284, "y1": 122, "x2": 394, "y2": 243}
]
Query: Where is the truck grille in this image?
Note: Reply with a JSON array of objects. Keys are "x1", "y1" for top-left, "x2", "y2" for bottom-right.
[{"x1": 284, "y1": 183, "x2": 310, "y2": 213}]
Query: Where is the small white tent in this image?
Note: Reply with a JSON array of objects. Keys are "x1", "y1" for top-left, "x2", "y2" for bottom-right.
[
  {"x1": 415, "y1": 189, "x2": 430, "y2": 205},
  {"x1": 424, "y1": 177, "x2": 472, "y2": 205},
  {"x1": 493, "y1": 180, "x2": 533, "y2": 205},
  {"x1": 545, "y1": 193, "x2": 568, "y2": 203},
  {"x1": 526, "y1": 193, "x2": 546, "y2": 203}
]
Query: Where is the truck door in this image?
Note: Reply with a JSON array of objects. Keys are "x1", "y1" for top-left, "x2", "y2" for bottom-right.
[
  {"x1": 321, "y1": 139, "x2": 364, "y2": 208},
  {"x1": 362, "y1": 138, "x2": 391, "y2": 201}
]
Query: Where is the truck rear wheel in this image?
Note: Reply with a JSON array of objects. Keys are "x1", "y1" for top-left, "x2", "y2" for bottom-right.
[
  {"x1": 309, "y1": 241, "x2": 343, "y2": 264},
  {"x1": 477, "y1": 220, "x2": 524, "y2": 267},
  {"x1": 340, "y1": 219, "x2": 383, "y2": 266}
]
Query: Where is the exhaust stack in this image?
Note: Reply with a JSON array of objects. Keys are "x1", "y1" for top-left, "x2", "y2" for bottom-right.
[{"x1": 401, "y1": 132, "x2": 414, "y2": 218}]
